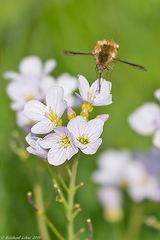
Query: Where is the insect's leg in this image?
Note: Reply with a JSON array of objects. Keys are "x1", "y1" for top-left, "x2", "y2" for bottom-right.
[{"x1": 106, "y1": 64, "x2": 114, "y2": 81}]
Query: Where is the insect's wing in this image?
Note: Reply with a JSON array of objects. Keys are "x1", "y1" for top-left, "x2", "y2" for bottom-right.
[
  {"x1": 63, "y1": 50, "x2": 93, "y2": 56},
  {"x1": 114, "y1": 58, "x2": 147, "y2": 71}
]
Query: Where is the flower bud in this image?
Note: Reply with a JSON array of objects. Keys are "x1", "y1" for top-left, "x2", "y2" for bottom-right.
[
  {"x1": 81, "y1": 103, "x2": 93, "y2": 112},
  {"x1": 80, "y1": 108, "x2": 89, "y2": 118},
  {"x1": 96, "y1": 114, "x2": 109, "y2": 123},
  {"x1": 67, "y1": 107, "x2": 76, "y2": 120}
]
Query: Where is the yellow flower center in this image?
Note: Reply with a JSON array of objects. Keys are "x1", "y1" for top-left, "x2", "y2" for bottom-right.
[
  {"x1": 47, "y1": 112, "x2": 58, "y2": 122},
  {"x1": 26, "y1": 95, "x2": 33, "y2": 101},
  {"x1": 78, "y1": 135, "x2": 90, "y2": 144},
  {"x1": 60, "y1": 135, "x2": 71, "y2": 147}
]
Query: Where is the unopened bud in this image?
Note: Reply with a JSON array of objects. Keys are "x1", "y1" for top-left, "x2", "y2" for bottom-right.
[
  {"x1": 86, "y1": 218, "x2": 93, "y2": 240},
  {"x1": 80, "y1": 108, "x2": 89, "y2": 118},
  {"x1": 67, "y1": 107, "x2": 76, "y2": 120},
  {"x1": 27, "y1": 192, "x2": 38, "y2": 211},
  {"x1": 96, "y1": 114, "x2": 109, "y2": 123},
  {"x1": 81, "y1": 103, "x2": 93, "y2": 112}
]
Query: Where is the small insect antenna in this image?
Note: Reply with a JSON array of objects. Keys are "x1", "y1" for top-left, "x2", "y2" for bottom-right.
[
  {"x1": 114, "y1": 57, "x2": 147, "y2": 71},
  {"x1": 63, "y1": 50, "x2": 93, "y2": 56}
]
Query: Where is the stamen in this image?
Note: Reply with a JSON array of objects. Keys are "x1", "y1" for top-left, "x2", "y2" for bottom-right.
[
  {"x1": 26, "y1": 95, "x2": 33, "y2": 101},
  {"x1": 60, "y1": 135, "x2": 71, "y2": 147},
  {"x1": 87, "y1": 90, "x2": 97, "y2": 102},
  {"x1": 78, "y1": 135, "x2": 90, "y2": 144},
  {"x1": 47, "y1": 112, "x2": 58, "y2": 122}
]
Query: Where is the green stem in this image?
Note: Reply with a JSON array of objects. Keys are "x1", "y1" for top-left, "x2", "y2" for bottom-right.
[
  {"x1": 44, "y1": 216, "x2": 65, "y2": 240},
  {"x1": 33, "y1": 184, "x2": 51, "y2": 240},
  {"x1": 67, "y1": 156, "x2": 79, "y2": 240},
  {"x1": 126, "y1": 203, "x2": 144, "y2": 240}
]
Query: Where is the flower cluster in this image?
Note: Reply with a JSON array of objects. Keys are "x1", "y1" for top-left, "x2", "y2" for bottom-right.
[
  {"x1": 128, "y1": 89, "x2": 160, "y2": 148},
  {"x1": 4, "y1": 56, "x2": 77, "y2": 131},
  {"x1": 93, "y1": 149, "x2": 160, "y2": 222},
  {"x1": 23, "y1": 75, "x2": 112, "y2": 165}
]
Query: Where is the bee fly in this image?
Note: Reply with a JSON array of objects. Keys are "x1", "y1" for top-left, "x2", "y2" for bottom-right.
[{"x1": 64, "y1": 39, "x2": 146, "y2": 92}]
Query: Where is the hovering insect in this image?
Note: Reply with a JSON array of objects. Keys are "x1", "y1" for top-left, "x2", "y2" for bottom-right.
[{"x1": 64, "y1": 39, "x2": 146, "y2": 92}]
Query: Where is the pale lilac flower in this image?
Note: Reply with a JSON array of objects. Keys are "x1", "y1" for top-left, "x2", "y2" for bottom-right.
[
  {"x1": 40, "y1": 127, "x2": 78, "y2": 166},
  {"x1": 77, "y1": 75, "x2": 112, "y2": 106},
  {"x1": 93, "y1": 149, "x2": 160, "y2": 204},
  {"x1": 129, "y1": 102, "x2": 160, "y2": 148},
  {"x1": 4, "y1": 56, "x2": 56, "y2": 82},
  {"x1": 67, "y1": 116, "x2": 104, "y2": 154},
  {"x1": 98, "y1": 187, "x2": 123, "y2": 222},
  {"x1": 129, "y1": 103, "x2": 160, "y2": 135},
  {"x1": 93, "y1": 150, "x2": 131, "y2": 185},
  {"x1": 16, "y1": 111, "x2": 34, "y2": 132},
  {"x1": 40, "y1": 73, "x2": 77, "y2": 106},
  {"x1": 26, "y1": 133, "x2": 48, "y2": 159},
  {"x1": 126, "y1": 161, "x2": 160, "y2": 202},
  {"x1": 7, "y1": 81, "x2": 43, "y2": 111},
  {"x1": 24, "y1": 86, "x2": 67, "y2": 134}
]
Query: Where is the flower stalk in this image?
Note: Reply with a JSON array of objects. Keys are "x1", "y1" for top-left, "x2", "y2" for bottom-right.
[{"x1": 67, "y1": 155, "x2": 79, "y2": 240}]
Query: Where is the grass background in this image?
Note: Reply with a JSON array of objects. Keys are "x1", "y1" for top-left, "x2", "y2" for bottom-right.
[{"x1": 0, "y1": 0, "x2": 160, "y2": 239}]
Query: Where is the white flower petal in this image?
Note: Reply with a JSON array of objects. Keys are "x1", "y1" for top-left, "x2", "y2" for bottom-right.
[
  {"x1": 67, "y1": 116, "x2": 87, "y2": 138},
  {"x1": 26, "y1": 133, "x2": 37, "y2": 148},
  {"x1": 48, "y1": 147, "x2": 66, "y2": 166},
  {"x1": 19, "y1": 56, "x2": 42, "y2": 77},
  {"x1": 46, "y1": 86, "x2": 67, "y2": 117},
  {"x1": 6, "y1": 82, "x2": 26, "y2": 103},
  {"x1": 24, "y1": 100, "x2": 47, "y2": 121},
  {"x1": 78, "y1": 75, "x2": 90, "y2": 99},
  {"x1": 98, "y1": 187, "x2": 122, "y2": 209},
  {"x1": 40, "y1": 76, "x2": 56, "y2": 94},
  {"x1": 90, "y1": 79, "x2": 112, "y2": 106},
  {"x1": 40, "y1": 133, "x2": 58, "y2": 149},
  {"x1": 43, "y1": 59, "x2": 56, "y2": 74},
  {"x1": 81, "y1": 138, "x2": 102, "y2": 154},
  {"x1": 86, "y1": 119, "x2": 104, "y2": 141},
  {"x1": 4, "y1": 71, "x2": 21, "y2": 81},
  {"x1": 153, "y1": 130, "x2": 160, "y2": 148},
  {"x1": 66, "y1": 146, "x2": 78, "y2": 160},
  {"x1": 90, "y1": 79, "x2": 111, "y2": 93},
  {"x1": 27, "y1": 146, "x2": 37, "y2": 155},
  {"x1": 26, "y1": 134, "x2": 48, "y2": 159},
  {"x1": 11, "y1": 101, "x2": 25, "y2": 111},
  {"x1": 129, "y1": 103, "x2": 160, "y2": 135},
  {"x1": 31, "y1": 119, "x2": 55, "y2": 134},
  {"x1": 57, "y1": 73, "x2": 77, "y2": 95},
  {"x1": 17, "y1": 111, "x2": 32, "y2": 131}
]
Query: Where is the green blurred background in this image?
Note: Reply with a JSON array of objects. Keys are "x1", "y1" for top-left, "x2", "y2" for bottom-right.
[{"x1": 1, "y1": 0, "x2": 160, "y2": 239}]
